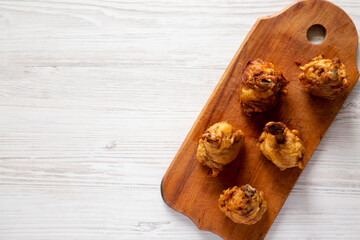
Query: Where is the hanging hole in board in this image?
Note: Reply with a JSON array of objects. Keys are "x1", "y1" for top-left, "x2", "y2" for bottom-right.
[{"x1": 307, "y1": 24, "x2": 326, "y2": 44}]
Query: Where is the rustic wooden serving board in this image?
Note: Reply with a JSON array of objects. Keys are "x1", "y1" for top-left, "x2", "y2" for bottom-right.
[{"x1": 161, "y1": 0, "x2": 359, "y2": 239}]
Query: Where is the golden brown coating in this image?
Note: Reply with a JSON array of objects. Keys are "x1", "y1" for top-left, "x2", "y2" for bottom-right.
[
  {"x1": 218, "y1": 184, "x2": 267, "y2": 225},
  {"x1": 196, "y1": 122, "x2": 244, "y2": 177},
  {"x1": 258, "y1": 122, "x2": 305, "y2": 171},
  {"x1": 298, "y1": 55, "x2": 349, "y2": 100},
  {"x1": 240, "y1": 59, "x2": 288, "y2": 114}
]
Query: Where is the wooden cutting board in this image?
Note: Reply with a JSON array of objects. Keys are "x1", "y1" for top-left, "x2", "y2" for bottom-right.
[{"x1": 161, "y1": 0, "x2": 359, "y2": 239}]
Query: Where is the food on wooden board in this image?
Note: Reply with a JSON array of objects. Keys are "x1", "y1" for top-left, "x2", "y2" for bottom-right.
[
  {"x1": 218, "y1": 184, "x2": 267, "y2": 225},
  {"x1": 258, "y1": 121, "x2": 305, "y2": 171},
  {"x1": 298, "y1": 55, "x2": 349, "y2": 99},
  {"x1": 196, "y1": 122, "x2": 244, "y2": 177},
  {"x1": 240, "y1": 59, "x2": 289, "y2": 114}
]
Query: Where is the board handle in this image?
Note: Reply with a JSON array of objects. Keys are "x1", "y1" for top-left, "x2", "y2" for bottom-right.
[
  {"x1": 275, "y1": 0, "x2": 356, "y2": 48},
  {"x1": 254, "y1": 0, "x2": 358, "y2": 83}
]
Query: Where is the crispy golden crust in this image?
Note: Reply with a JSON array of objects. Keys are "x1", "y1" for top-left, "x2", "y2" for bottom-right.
[
  {"x1": 298, "y1": 55, "x2": 349, "y2": 100},
  {"x1": 196, "y1": 122, "x2": 244, "y2": 177},
  {"x1": 258, "y1": 122, "x2": 305, "y2": 170},
  {"x1": 218, "y1": 185, "x2": 267, "y2": 225},
  {"x1": 240, "y1": 59, "x2": 288, "y2": 114}
]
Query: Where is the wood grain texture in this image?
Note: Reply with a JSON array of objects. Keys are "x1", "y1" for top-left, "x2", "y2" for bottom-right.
[
  {"x1": 0, "y1": 0, "x2": 360, "y2": 239},
  {"x1": 161, "y1": 1, "x2": 359, "y2": 239}
]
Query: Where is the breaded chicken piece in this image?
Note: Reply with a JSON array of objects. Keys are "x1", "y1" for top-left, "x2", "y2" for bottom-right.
[
  {"x1": 240, "y1": 59, "x2": 288, "y2": 114},
  {"x1": 218, "y1": 184, "x2": 267, "y2": 225},
  {"x1": 196, "y1": 122, "x2": 244, "y2": 177},
  {"x1": 298, "y1": 55, "x2": 349, "y2": 99},
  {"x1": 258, "y1": 122, "x2": 305, "y2": 170}
]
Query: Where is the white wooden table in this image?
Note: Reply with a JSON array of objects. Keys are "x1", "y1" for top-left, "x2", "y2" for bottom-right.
[{"x1": 0, "y1": 0, "x2": 359, "y2": 239}]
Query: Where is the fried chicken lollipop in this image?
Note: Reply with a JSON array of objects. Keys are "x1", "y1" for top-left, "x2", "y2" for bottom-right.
[
  {"x1": 196, "y1": 122, "x2": 244, "y2": 177},
  {"x1": 240, "y1": 59, "x2": 289, "y2": 114},
  {"x1": 218, "y1": 184, "x2": 267, "y2": 225},
  {"x1": 258, "y1": 122, "x2": 305, "y2": 171},
  {"x1": 298, "y1": 55, "x2": 349, "y2": 100}
]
